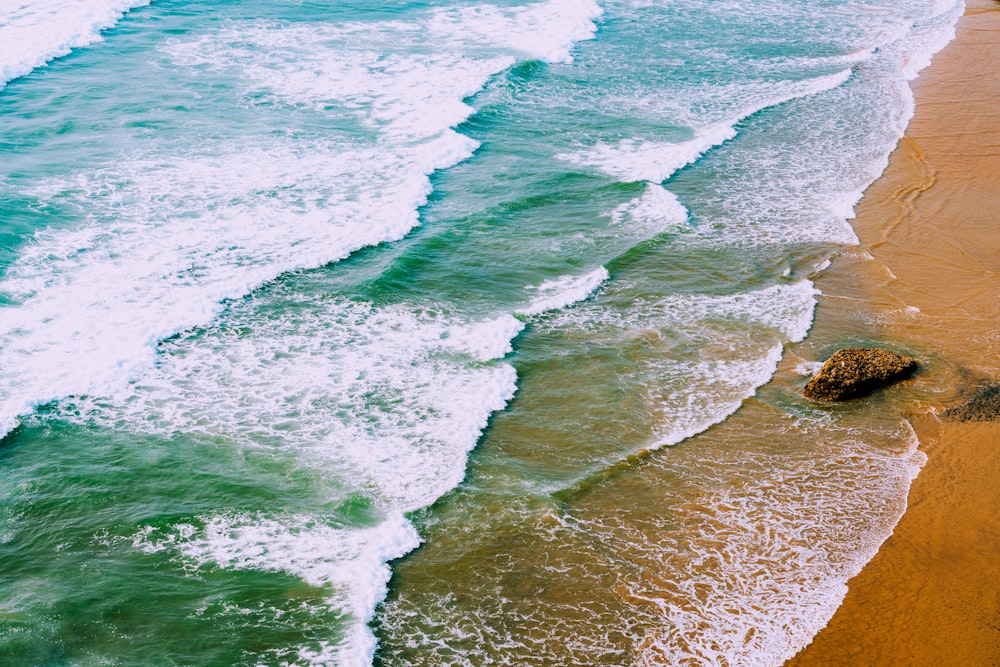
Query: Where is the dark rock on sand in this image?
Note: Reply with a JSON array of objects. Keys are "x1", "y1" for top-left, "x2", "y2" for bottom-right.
[
  {"x1": 804, "y1": 347, "x2": 918, "y2": 401},
  {"x1": 942, "y1": 383, "x2": 1000, "y2": 421}
]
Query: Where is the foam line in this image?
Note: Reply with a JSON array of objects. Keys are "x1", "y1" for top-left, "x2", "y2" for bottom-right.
[
  {"x1": 536, "y1": 280, "x2": 819, "y2": 452},
  {"x1": 559, "y1": 69, "x2": 852, "y2": 183},
  {"x1": 0, "y1": 135, "x2": 477, "y2": 438},
  {"x1": 0, "y1": 0, "x2": 606, "y2": 440},
  {"x1": 0, "y1": 0, "x2": 150, "y2": 89},
  {"x1": 517, "y1": 266, "x2": 609, "y2": 316},
  {"x1": 611, "y1": 184, "x2": 690, "y2": 233},
  {"x1": 429, "y1": 0, "x2": 603, "y2": 64},
  {"x1": 133, "y1": 511, "x2": 421, "y2": 666},
  {"x1": 55, "y1": 265, "x2": 610, "y2": 663}
]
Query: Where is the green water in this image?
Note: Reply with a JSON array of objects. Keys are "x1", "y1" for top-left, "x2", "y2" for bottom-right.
[{"x1": 0, "y1": 0, "x2": 963, "y2": 664}]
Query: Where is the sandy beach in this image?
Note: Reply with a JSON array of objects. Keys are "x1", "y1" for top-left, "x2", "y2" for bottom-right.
[{"x1": 787, "y1": 0, "x2": 1000, "y2": 664}]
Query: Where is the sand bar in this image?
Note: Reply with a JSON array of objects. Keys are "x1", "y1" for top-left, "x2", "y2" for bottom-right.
[{"x1": 787, "y1": 1, "x2": 1000, "y2": 664}]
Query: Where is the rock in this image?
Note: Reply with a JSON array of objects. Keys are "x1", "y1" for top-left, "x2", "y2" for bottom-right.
[
  {"x1": 942, "y1": 383, "x2": 1000, "y2": 421},
  {"x1": 803, "y1": 347, "x2": 918, "y2": 401}
]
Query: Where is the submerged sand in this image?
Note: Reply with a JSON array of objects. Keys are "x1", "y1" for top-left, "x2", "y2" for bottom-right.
[{"x1": 787, "y1": 0, "x2": 1000, "y2": 664}]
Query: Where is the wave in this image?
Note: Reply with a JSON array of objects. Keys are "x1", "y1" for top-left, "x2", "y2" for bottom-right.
[
  {"x1": 537, "y1": 279, "x2": 819, "y2": 453},
  {"x1": 0, "y1": 135, "x2": 477, "y2": 438},
  {"x1": 131, "y1": 511, "x2": 420, "y2": 666},
  {"x1": 51, "y1": 265, "x2": 606, "y2": 664},
  {"x1": 558, "y1": 69, "x2": 852, "y2": 184},
  {"x1": 518, "y1": 266, "x2": 609, "y2": 316},
  {"x1": 375, "y1": 422, "x2": 926, "y2": 667},
  {"x1": 0, "y1": 0, "x2": 150, "y2": 89},
  {"x1": 0, "y1": 0, "x2": 604, "y2": 441}
]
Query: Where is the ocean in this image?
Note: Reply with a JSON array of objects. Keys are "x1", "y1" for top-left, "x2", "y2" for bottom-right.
[{"x1": 0, "y1": 0, "x2": 963, "y2": 665}]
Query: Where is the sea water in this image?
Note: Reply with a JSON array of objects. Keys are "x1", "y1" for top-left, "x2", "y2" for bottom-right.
[{"x1": 0, "y1": 0, "x2": 962, "y2": 665}]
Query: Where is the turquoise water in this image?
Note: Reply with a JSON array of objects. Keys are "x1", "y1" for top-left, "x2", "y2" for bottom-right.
[{"x1": 0, "y1": 0, "x2": 962, "y2": 664}]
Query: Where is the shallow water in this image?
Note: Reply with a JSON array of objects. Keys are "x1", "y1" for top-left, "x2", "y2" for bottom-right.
[{"x1": 0, "y1": 0, "x2": 962, "y2": 664}]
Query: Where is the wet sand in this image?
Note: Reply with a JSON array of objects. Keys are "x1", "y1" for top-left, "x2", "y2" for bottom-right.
[{"x1": 787, "y1": 0, "x2": 1000, "y2": 664}]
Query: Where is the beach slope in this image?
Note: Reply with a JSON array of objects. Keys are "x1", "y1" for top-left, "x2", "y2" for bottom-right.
[{"x1": 788, "y1": 1, "x2": 1000, "y2": 664}]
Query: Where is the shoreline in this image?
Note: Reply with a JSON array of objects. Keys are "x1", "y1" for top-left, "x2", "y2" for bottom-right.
[{"x1": 787, "y1": 0, "x2": 1000, "y2": 664}]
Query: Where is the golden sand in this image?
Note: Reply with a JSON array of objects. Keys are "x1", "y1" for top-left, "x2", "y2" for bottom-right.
[{"x1": 787, "y1": 1, "x2": 1000, "y2": 664}]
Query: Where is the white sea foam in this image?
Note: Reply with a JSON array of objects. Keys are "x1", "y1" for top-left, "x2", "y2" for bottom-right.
[
  {"x1": 624, "y1": 428, "x2": 927, "y2": 666},
  {"x1": 795, "y1": 359, "x2": 825, "y2": 377},
  {"x1": 444, "y1": 314, "x2": 522, "y2": 362},
  {"x1": 428, "y1": 0, "x2": 603, "y2": 64},
  {"x1": 0, "y1": 134, "x2": 475, "y2": 437},
  {"x1": 133, "y1": 511, "x2": 420, "y2": 667},
  {"x1": 661, "y1": 280, "x2": 818, "y2": 344},
  {"x1": 165, "y1": 29, "x2": 515, "y2": 141},
  {"x1": 870, "y1": 0, "x2": 965, "y2": 164},
  {"x1": 62, "y1": 297, "x2": 518, "y2": 509},
  {"x1": 0, "y1": 0, "x2": 149, "y2": 88},
  {"x1": 163, "y1": 0, "x2": 602, "y2": 140},
  {"x1": 643, "y1": 281, "x2": 818, "y2": 447},
  {"x1": 610, "y1": 184, "x2": 690, "y2": 235},
  {"x1": 571, "y1": 3, "x2": 961, "y2": 253},
  {"x1": 377, "y1": 422, "x2": 926, "y2": 667},
  {"x1": 897, "y1": 0, "x2": 964, "y2": 81},
  {"x1": 821, "y1": 0, "x2": 964, "y2": 226},
  {"x1": 60, "y1": 265, "x2": 607, "y2": 663},
  {"x1": 518, "y1": 266, "x2": 609, "y2": 316},
  {"x1": 69, "y1": 297, "x2": 520, "y2": 665},
  {"x1": 677, "y1": 0, "x2": 964, "y2": 252},
  {"x1": 61, "y1": 268, "x2": 612, "y2": 507},
  {"x1": 0, "y1": 0, "x2": 605, "y2": 440},
  {"x1": 444, "y1": 266, "x2": 610, "y2": 357},
  {"x1": 566, "y1": 121, "x2": 736, "y2": 185},
  {"x1": 559, "y1": 69, "x2": 851, "y2": 183},
  {"x1": 538, "y1": 280, "x2": 819, "y2": 449}
]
